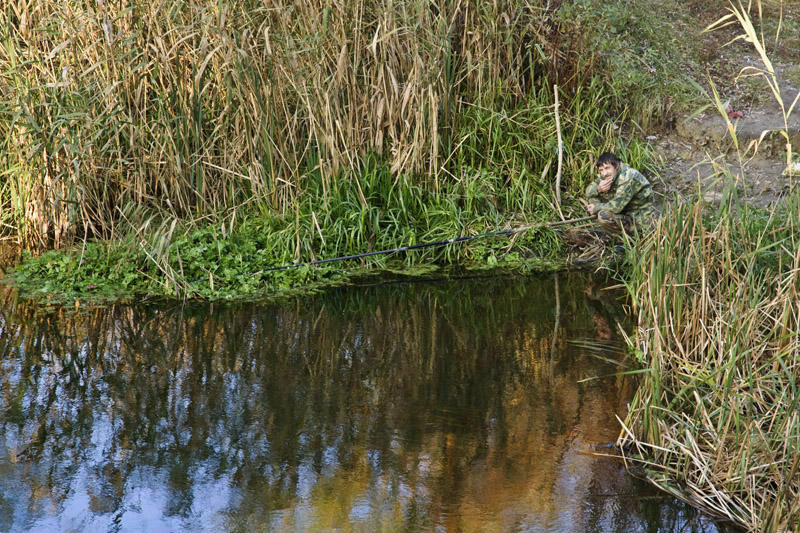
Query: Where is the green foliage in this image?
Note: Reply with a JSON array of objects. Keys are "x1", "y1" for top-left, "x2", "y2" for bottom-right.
[
  {"x1": 13, "y1": 244, "x2": 147, "y2": 302},
  {"x1": 561, "y1": 0, "x2": 704, "y2": 127},
  {"x1": 10, "y1": 150, "x2": 583, "y2": 301}
]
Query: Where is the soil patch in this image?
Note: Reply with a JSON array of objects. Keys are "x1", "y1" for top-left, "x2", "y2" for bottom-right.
[{"x1": 648, "y1": 5, "x2": 800, "y2": 209}]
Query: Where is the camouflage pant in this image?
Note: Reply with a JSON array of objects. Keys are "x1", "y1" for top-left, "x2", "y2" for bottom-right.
[
  {"x1": 596, "y1": 210, "x2": 655, "y2": 236},
  {"x1": 596, "y1": 210, "x2": 635, "y2": 235}
]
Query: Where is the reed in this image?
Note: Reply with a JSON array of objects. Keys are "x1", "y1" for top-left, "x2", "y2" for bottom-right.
[
  {"x1": 619, "y1": 3, "x2": 800, "y2": 530},
  {"x1": 620, "y1": 194, "x2": 800, "y2": 531},
  {"x1": 1, "y1": 0, "x2": 695, "y2": 255},
  {"x1": 0, "y1": 0, "x2": 577, "y2": 248},
  {"x1": 6, "y1": 0, "x2": 665, "y2": 301},
  {"x1": 704, "y1": 0, "x2": 799, "y2": 180}
]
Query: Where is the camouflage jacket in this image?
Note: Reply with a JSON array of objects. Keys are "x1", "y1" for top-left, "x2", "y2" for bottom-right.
[{"x1": 585, "y1": 163, "x2": 654, "y2": 225}]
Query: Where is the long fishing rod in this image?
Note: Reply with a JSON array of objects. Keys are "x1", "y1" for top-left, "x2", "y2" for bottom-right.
[{"x1": 189, "y1": 215, "x2": 594, "y2": 283}]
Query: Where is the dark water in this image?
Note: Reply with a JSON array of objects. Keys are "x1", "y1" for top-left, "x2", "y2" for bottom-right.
[{"x1": 0, "y1": 273, "x2": 729, "y2": 532}]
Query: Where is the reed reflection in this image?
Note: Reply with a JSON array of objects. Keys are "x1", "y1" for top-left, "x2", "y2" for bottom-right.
[{"x1": 0, "y1": 274, "x2": 724, "y2": 532}]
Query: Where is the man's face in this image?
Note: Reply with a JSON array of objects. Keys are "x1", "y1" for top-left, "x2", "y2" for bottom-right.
[{"x1": 598, "y1": 162, "x2": 618, "y2": 181}]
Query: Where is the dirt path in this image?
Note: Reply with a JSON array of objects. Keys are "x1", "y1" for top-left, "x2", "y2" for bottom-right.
[{"x1": 648, "y1": 52, "x2": 800, "y2": 208}]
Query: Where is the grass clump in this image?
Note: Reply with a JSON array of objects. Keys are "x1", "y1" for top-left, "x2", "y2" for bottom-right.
[
  {"x1": 785, "y1": 64, "x2": 800, "y2": 86},
  {"x1": 559, "y1": 0, "x2": 706, "y2": 129},
  {"x1": 10, "y1": 152, "x2": 576, "y2": 301},
  {"x1": 618, "y1": 191, "x2": 800, "y2": 531}
]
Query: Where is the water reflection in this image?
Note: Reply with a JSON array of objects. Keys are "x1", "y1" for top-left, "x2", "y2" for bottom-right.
[{"x1": 0, "y1": 273, "x2": 729, "y2": 532}]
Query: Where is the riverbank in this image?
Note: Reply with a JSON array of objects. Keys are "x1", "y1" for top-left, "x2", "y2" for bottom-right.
[
  {"x1": 6, "y1": 162, "x2": 585, "y2": 303},
  {"x1": 5, "y1": 0, "x2": 798, "y2": 304},
  {"x1": 3, "y1": 0, "x2": 800, "y2": 529},
  {"x1": 1, "y1": 0, "x2": 704, "y2": 300}
]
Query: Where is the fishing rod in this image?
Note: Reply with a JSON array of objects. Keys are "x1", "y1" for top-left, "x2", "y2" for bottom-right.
[{"x1": 187, "y1": 215, "x2": 594, "y2": 284}]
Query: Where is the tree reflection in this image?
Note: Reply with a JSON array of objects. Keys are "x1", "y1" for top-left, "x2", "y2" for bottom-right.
[{"x1": 0, "y1": 274, "x2": 728, "y2": 532}]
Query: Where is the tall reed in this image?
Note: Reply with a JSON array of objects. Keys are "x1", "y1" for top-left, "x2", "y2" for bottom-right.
[
  {"x1": 620, "y1": 195, "x2": 800, "y2": 531},
  {"x1": 619, "y1": 4, "x2": 800, "y2": 530},
  {"x1": 0, "y1": 0, "x2": 602, "y2": 250}
]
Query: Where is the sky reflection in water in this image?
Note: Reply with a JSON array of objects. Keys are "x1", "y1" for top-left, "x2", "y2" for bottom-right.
[{"x1": 0, "y1": 273, "x2": 729, "y2": 532}]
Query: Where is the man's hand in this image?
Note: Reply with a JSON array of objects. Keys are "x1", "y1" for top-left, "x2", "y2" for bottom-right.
[{"x1": 597, "y1": 176, "x2": 614, "y2": 193}]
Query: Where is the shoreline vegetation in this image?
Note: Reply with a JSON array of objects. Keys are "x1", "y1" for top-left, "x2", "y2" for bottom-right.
[
  {"x1": 620, "y1": 2, "x2": 800, "y2": 531},
  {"x1": 1, "y1": 0, "x2": 683, "y2": 300},
  {"x1": 2, "y1": 0, "x2": 800, "y2": 530},
  {"x1": 621, "y1": 192, "x2": 800, "y2": 532}
]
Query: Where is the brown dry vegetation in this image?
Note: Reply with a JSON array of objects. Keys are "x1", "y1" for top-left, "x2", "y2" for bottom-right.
[
  {"x1": 1, "y1": 0, "x2": 604, "y2": 250},
  {"x1": 618, "y1": 3, "x2": 800, "y2": 531},
  {"x1": 620, "y1": 197, "x2": 800, "y2": 531}
]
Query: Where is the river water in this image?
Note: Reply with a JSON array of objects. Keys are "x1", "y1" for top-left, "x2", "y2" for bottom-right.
[{"x1": 0, "y1": 272, "x2": 729, "y2": 532}]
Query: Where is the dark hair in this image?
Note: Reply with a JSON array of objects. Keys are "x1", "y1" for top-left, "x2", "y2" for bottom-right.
[{"x1": 597, "y1": 152, "x2": 620, "y2": 168}]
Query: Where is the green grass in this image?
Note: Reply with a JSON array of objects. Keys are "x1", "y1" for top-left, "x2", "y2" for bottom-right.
[
  {"x1": 10, "y1": 150, "x2": 576, "y2": 301},
  {"x1": 785, "y1": 64, "x2": 800, "y2": 85}
]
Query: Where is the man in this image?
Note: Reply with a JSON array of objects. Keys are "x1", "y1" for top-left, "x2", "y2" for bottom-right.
[{"x1": 585, "y1": 152, "x2": 654, "y2": 235}]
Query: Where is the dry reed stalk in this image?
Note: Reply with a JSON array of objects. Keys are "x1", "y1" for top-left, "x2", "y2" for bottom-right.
[
  {"x1": 2, "y1": 0, "x2": 585, "y2": 250},
  {"x1": 704, "y1": 0, "x2": 800, "y2": 179},
  {"x1": 620, "y1": 200, "x2": 800, "y2": 531}
]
